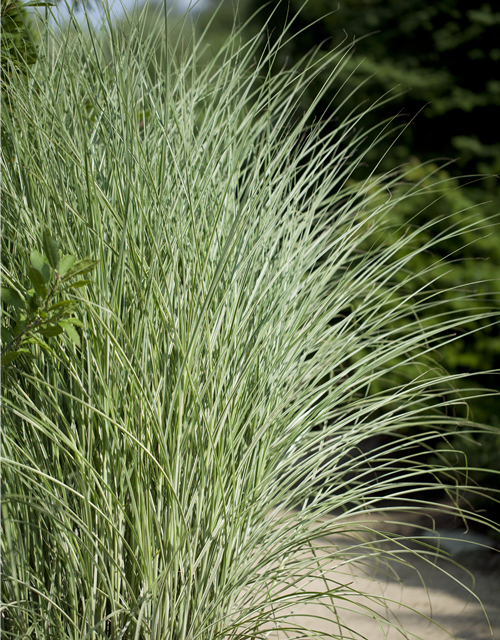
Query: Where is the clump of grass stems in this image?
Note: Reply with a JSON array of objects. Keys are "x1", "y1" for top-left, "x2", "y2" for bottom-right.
[{"x1": 1, "y1": 2, "x2": 499, "y2": 638}]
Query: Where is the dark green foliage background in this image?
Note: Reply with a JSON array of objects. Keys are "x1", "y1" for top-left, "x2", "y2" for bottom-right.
[
  {"x1": 209, "y1": 0, "x2": 500, "y2": 510},
  {"x1": 1, "y1": 0, "x2": 39, "y2": 99},
  {"x1": 244, "y1": 0, "x2": 500, "y2": 177}
]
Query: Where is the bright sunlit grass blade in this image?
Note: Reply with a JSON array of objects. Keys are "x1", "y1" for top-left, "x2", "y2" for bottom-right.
[{"x1": 1, "y1": 2, "x2": 498, "y2": 638}]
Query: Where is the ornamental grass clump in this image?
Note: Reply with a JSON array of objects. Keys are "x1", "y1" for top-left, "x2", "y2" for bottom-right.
[{"x1": 1, "y1": 3, "x2": 498, "y2": 638}]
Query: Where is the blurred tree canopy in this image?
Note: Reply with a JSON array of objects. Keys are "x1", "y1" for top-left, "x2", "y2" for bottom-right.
[
  {"x1": 234, "y1": 0, "x2": 500, "y2": 402},
  {"x1": 1, "y1": 0, "x2": 40, "y2": 101},
  {"x1": 229, "y1": 0, "x2": 500, "y2": 510},
  {"x1": 243, "y1": 0, "x2": 500, "y2": 181}
]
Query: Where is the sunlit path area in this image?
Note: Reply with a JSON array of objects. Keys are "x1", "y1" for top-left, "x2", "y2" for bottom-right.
[{"x1": 257, "y1": 528, "x2": 500, "y2": 640}]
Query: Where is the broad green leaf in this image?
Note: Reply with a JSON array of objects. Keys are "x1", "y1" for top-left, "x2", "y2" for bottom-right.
[
  {"x1": 1, "y1": 351, "x2": 21, "y2": 366},
  {"x1": 59, "y1": 321, "x2": 81, "y2": 347},
  {"x1": 48, "y1": 300, "x2": 77, "y2": 312},
  {"x1": 28, "y1": 266, "x2": 47, "y2": 298},
  {"x1": 30, "y1": 250, "x2": 52, "y2": 284},
  {"x1": 68, "y1": 279, "x2": 92, "y2": 289},
  {"x1": 61, "y1": 258, "x2": 98, "y2": 281},
  {"x1": 24, "y1": 337, "x2": 45, "y2": 344},
  {"x1": 26, "y1": 289, "x2": 40, "y2": 313},
  {"x1": 1, "y1": 287, "x2": 24, "y2": 309},
  {"x1": 13, "y1": 318, "x2": 27, "y2": 337},
  {"x1": 1, "y1": 327, "x2": 13, "y2": 344},
  {"x1": 38, "y1": 325, "x2": 64, "y2": 337},
  {"x1": 25, "y1": 338, "x2": 54, "y2": 353},
  {"x1": 43, "y1": 230, "x2": 60, "y2": 270},
  {"x1": 51, "y1": 306, "x2": 78, "y2": 320},
  {"x1": 58, "y1": 255, "x2": 76, "y2": 275},
  {"x1": 1, "y1": 348, "x2": 33, "y2": 366},
  {"x1": 64, "y1": 317, "x2": 85, "y2": 327}
]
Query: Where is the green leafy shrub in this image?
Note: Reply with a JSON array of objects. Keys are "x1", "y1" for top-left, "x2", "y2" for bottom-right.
[
  {"x1": 1, "y1": 3, "x2": 499, "y2": 638},
  {"x1": 390, "y1": 161, "x2": 500, "y2": 514},
  {"x1": 355, "y1": 160, "x2": 499, "y2": 388},
  {"x1": 349, "y1": 160, "x2": 500, "y2": 518},
  {"x1": 1, "y1": 229, "x2": 96, "y2": 367},
  {"x1": 238, "y1": 0, "x2": 500, "y2": 424},
  {"x1": 1, "y1": 0, "x2": 47, "y2": 101}
]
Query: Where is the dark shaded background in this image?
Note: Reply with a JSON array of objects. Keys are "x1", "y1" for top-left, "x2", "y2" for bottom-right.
[{"x1": 199, "y1": 0, "x2": 500, "y2": 526}]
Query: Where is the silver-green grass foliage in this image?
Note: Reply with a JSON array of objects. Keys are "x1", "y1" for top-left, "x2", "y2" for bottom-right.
[{"x1": 1, "y1": 2, "x2": 498, "y2": 638}]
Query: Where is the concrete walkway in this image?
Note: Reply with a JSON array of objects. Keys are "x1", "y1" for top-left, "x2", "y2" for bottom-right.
[
  {"x1": 278, "y1": 552, "x2": 500, "y2": 639},
  {"x1": 258, "y1": 516, "x2": 500, "y2": 640}
]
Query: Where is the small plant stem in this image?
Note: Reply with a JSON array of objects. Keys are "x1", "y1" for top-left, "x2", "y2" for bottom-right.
[
  {"x1": 1, "y1": 316, "x2": 43, "y2": 356},
  {"x1": 1, "y1": 2, "x2": 17, "y2": 18},
  {"x1": 43, "y1": 273, "x2": 61, "y2": 309},
  {"x1": 1, "y1": 273, "x2": 61, "y2": 356}
]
